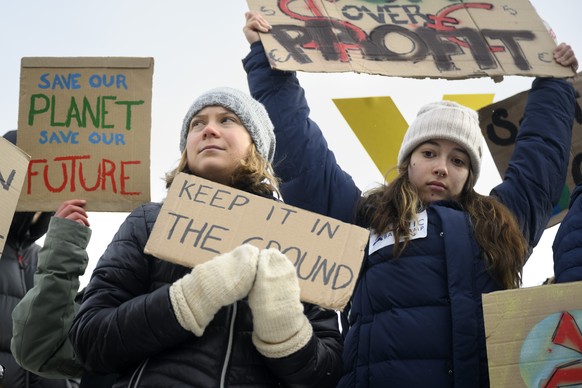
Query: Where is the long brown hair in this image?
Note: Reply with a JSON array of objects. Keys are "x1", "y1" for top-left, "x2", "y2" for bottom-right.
[
  {"x1": 165, "y1": 143, "x2": 280, "y2": 197},
  {"x1": 358, "y1": 157, "x2": 528, "y2": 289}
]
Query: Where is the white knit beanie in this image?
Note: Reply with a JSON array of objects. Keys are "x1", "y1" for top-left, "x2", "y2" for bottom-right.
[
  {"x1": 180, "y1": 87, "x2": 276, "y2": 163},
  {"x1": 397, "y1": 100, "x2": 484, "y2": 179}
]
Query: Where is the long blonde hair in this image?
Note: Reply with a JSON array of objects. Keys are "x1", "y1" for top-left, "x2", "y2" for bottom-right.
[
  {"x1": 165, "y1": 143, "x2": 280, "y2": 197},
  {"x1": 358, "y1": 157, "x2": 528, "y2": 289}
]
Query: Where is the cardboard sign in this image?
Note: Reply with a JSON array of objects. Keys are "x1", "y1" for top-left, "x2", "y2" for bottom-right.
[
  {"x1": 145, "y1": 173, "x2": 370, "y2": 310},
  {"x1": 483, "y1": 281, "x2": 582, "y2": 387},
  {"x1": 246, "y1": 0, "x2": 574, "y2": 79},
  {"x1": 0, "y1": 137, "x2": 30, "y2": 256},
  {"x1": 16, "y1": 57, "x2": 154, "y2": 212},
  {"x1": 478, "y1": 74, "x2": 582, "y2": 227}
]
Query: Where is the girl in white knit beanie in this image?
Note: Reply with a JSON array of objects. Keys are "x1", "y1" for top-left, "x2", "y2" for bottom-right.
[{"x1": 244, "y1": 10, "x2": 579, "y2": 388}]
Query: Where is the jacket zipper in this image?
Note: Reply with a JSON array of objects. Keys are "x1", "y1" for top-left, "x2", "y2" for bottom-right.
[
  {"x1": 220, "y1": 302, "x2": 237, "y2": 388},
  {"x1": 127, "y1": 304, "x2": 237, "y2": 387},
  {"x1": 18, "y1": 249, "x2": 32, "y2": 388},
  {"x1": 17, "y1": 251, "x2": 27, "y2": 294},
  {"x1": 129, "y1": 358, "x2": 149, "y2": 387}
]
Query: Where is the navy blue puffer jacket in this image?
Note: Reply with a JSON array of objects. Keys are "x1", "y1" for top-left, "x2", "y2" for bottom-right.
[
  {"x1": 244, "y1": 41, "x2": 576, "y2": 387},
  {"x1": 553, "y1": 184, "x2": 582, "y2": 283}
]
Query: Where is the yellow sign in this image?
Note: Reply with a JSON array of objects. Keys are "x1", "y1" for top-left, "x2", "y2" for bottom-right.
[
  {"x1": 333, "y1": 96, "x2": 406, "y2": 181},
  {"x1": 334, "y1": 94, "x2": 495, "y2": 180},
  {"x1": 443, "y1": 94, "x2": 495, "y2": 111}
]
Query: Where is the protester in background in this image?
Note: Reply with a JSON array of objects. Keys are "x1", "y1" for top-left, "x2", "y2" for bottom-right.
[
  {"x1": 69, "y1": 87, "x2": 343, "y2": 387},
  {"x1": 11, "y1": 199, "x2": 116, "y2": 388},
  {"x1": 243, "y1": 11, "x2": 578, "y2": 387},
  {"x1": 553, "y1": 180, "x2": 582, "y2": 283},
  {"x1": 0, "y1": 130, "x2": 77, "y2": 388}
]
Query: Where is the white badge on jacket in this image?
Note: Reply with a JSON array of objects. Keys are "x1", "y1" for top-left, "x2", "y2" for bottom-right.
[{"x1": 368, "y1": 209, "x2": 428, "y2": 256}]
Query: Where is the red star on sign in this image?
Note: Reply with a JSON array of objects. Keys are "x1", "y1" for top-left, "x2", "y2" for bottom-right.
[{"x1": 543, "y1": 312, "x2": 582, "y2": 387}]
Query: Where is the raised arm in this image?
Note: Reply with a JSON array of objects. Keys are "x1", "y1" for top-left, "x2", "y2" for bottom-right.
[
  {"x1": 242, "y1": 11, "x2": 361, "y2": 223},
  {"x1": 491, "y1": 48, "x2": 578, "y2": 250}
]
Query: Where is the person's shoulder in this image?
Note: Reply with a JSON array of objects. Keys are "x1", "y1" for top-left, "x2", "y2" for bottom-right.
[
  {"x1": 141, "y1": 201, "x2": 163, "y2": 212},
  {"x1": 130, "y1": 202, "x2": 162, "y2": 217},
  {"x1": 126, "y1": 202, "x2": 163, "y2": 231},
  {"x1": 427, "y1": 201, "x2": 470, "y2": 227},
  {"x1": 428, "y1": 200, "x2": 464, "y2": 213}
]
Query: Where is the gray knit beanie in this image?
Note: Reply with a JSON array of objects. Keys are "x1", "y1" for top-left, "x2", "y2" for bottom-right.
[
  {"x1": 397, "y1": 100, "x2": 483, "y2": 180},
  {"x1": 180, "y1": 87, "x2": 276, "y2": 163}
]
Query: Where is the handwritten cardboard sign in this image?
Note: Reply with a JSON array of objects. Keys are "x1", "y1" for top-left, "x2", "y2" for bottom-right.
[
  {"x1": 483, "y1": 281, "x2": 582, "y2": 387},
  {"x1": 16, "y1": 57, "x2": 154, "y2": 212},
  {"x1": 247, "y1": 0, "x2": 574, "y2": 80},
  {"x1": 145, "y1": 173, "x2": 370, "y2": 310},
  {"x1": 478, "y1": 74, "x2": 582, "y2": 227},
  {"x1": 0, "y1": 136, "x2": 30, "y2": 256}
]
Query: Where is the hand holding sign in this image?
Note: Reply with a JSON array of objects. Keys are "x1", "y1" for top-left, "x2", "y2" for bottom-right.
[
  {"x1": 169, "y1": 244, "x2": 260, "y2": 336},
  {"x1": 55, "y1": 199, "x2": 90, "y2": 227},
  {"x1": 554, "y1": 42, "x2": 579, "y2": 72},
  {"x1": 249, "y1": 249, "x2": 312, "y2": 358},
  {"x1": 146, "y1": 173, "x2": 369, "y2": 310}
]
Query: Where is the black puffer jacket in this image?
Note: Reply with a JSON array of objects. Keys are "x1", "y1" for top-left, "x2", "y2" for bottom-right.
[
  {"x1": 0, "y1": 130, "x2": 74, "y2": 388},
  {"x1": 70, "y1": 202, "x2": 343, "y2": 387}
]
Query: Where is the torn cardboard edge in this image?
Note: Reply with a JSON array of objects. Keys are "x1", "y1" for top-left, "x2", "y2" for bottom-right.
[{"x1": 248, "y1": 0, "x2": 575, "y2": 80}]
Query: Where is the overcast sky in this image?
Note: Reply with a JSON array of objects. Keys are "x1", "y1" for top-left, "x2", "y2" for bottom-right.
[{"x1": 1, "y1": 1, "x2": 580, "y2": 288}]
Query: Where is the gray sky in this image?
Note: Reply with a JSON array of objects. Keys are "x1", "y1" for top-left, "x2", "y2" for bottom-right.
[{"x1": 1, "y1": 0, "x2": 580, "y2": 287}]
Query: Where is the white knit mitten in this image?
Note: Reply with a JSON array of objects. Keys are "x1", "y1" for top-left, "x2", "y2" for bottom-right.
[
  {"x1": 170, "y1": 244, "x2": 259, "y2": 336},
  {"x1": 248, "y1": 248, "x2": 313, "y2": 358}
]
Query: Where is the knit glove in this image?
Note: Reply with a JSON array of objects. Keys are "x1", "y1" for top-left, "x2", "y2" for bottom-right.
[
  {"x1": 249, "y1": 249, "x2": 313, "y2": 358},
  {"x1": 170, "y1": 244, "x2": 259, "y2": 336}
]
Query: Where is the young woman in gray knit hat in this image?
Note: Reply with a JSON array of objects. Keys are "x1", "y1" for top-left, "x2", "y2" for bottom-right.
[
  {"x1": 244, "y1": 11, "x2": 579, "y2": 388},
  {"x1": 68, "y1": 87, "x2": 344, "y2": 387}
]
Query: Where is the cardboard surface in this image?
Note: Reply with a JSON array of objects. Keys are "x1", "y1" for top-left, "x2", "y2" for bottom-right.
[
  {"x1": 16, "y1": 57, "x2": 154, "y2": 212},
  {"x1": 478, "y1": 74, "x2": 582, "y2": 227},
  {"x1": 247, "y1": 0, "x2": 574, "y2": 79},
  {"x1": 145, "y1": 173, "x2": 370, "y2": 310},
  {"x1": 0, "y1": 137, "x2": 30, "y2": 256},
  {"x1": 483, "y1": 281, "x2": 582, "y2": 387}
]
